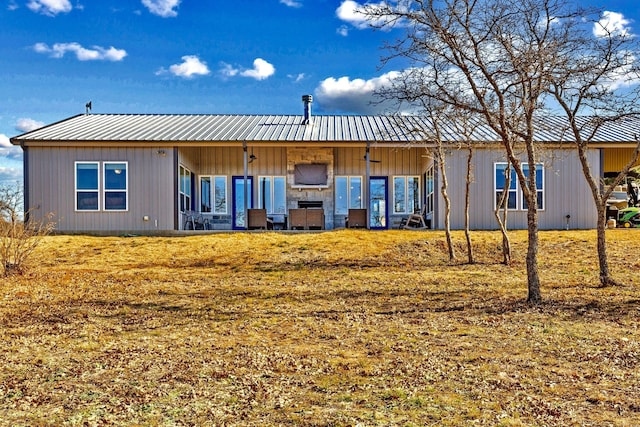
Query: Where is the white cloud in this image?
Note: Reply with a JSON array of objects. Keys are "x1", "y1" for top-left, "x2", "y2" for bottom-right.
[
  {"x1": 142, "y1": 0, "x2": 180, "y2": 17},
  {"x1": 594, "y1": 11, "x2": 633, "y2": 38},
  {"x1": 34, "y1": 42, "x2": 127, "y2": 61},
  {"x1": 0, "y1": 134, "x2": 10, "y2": 148},
  {"x1": 337, "y1": 25, "x2": 349, "y2": 37},
  {"x1": 240, "y1": 58, "x2": 275, "y2": 80},
  {"x1": 0, "y1": 166, "x2": 23, "y2": 186},
  {"x1": 280, "y1": 0, "x2": 302, "y2": 8},
  {"x1": 288, "y1": 73, "x2": 306, "y2": 83},
  {"x1": 158, "y1": 55, "x2": 210, "y2": 78},
  {"x1": 220, "y1": 58, "x2": 275, "y2": 81},
  {"x1": 15, "y1": 118, "x2": 45, "y2": 133},
  {"x1": 27, "y1": 0, "x2": 72, "y2": 16},
  {"x1": 336, "y1": 0, "x2": 370, "y2": 29},
  {"x1": 8, "y1": 1, "x2": 19, "y2": 11},
  {"x1": 315, "y1": 71, "x2": 401, "y2": 113}
]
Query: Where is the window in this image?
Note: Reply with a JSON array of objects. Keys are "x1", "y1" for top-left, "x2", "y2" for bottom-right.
[
  {"x1": 494, "y1": 162, "x2": 544, "y2": 210},
  {"x1": 75, "y1": 161, "x2": 128, "y2": 211},
  {"x1": 214, "y1": 176, "x2": 227, "y2": 214},
  {"x1": 258, "y1": 176, "x2": 286, "y2": 214},
  {"x1": 425, "y1": 166, "x2": 434, "y2": 216},
  {"x1": 200, "y1": 177, "x2": 212, "y2": 213},
  {"x1": 179, "y1": 165, "x2": 191, "y2": 212},
  {"x1": 335, "y1": 176, "x2": 363, "y2": 215},
  {"x1": 393, "y1": 176, "x2": 420, "y2": 214},
  {"x1": 201, "y1": 176, "x2": 227, "y2": 214},
  {"x1": 76, "y1": 162, "x2": 99, "y2": 211},
  {"x1": 104, "y1": 162, "x2": 128, "y2": 211}
]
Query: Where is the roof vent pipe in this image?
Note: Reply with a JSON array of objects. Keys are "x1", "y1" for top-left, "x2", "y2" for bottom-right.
[{"x1": 302, "y1": 94, "x2": 313, "y2": 124}]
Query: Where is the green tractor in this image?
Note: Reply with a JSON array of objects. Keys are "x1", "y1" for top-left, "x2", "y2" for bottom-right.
[{"x1": 615, "y1": 182, "x2": 640, "y2": 228}]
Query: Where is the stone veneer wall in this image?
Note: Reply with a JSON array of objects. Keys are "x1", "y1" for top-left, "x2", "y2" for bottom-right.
[{"x1": 287, "y1": 147, "x2": 335, "y2": 229}]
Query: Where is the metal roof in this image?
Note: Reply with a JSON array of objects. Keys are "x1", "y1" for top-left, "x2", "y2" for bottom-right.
[{"x1": 10, "y1": 113, "x2": 640, "y2": 145}]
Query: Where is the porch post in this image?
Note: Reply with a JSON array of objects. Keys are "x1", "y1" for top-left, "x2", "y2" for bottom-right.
[
  {"x1": 365, "y1": 142, "x2": 371, "y2": 229},
  {"x1": 243, "y1": 141, "x2": 248, "y2": 230}
]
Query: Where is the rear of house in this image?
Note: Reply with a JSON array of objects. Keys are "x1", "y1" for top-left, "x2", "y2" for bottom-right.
[{"x1": 11, "y1": 103, "x2": 640, "y2": 234}]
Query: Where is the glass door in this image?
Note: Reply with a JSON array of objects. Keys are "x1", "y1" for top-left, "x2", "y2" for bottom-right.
[
  {"x1": 369, "y1": 176, "x2": 388, "y2": 229},
  {"x1": 232, "y1": 176, "x2": 253, "y2": 229}
]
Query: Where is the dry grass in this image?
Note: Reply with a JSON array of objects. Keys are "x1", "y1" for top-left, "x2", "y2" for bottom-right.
[{"x1": 1, "y1": 229, "x2": 639, "y2": 426}]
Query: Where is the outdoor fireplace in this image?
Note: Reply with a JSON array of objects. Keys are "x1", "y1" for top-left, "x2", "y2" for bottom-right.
[{"x1": 298, "y1": 201, "x2": 323, "y2": 209}]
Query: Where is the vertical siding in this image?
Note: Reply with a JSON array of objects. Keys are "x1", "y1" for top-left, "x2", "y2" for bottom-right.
[
  {"x1": 439, "y1": 147, "x2": 599, "y2": 230},
  {"x1": 334, "y1": 146, "x2": 425, "y2": 175},
  {"x1": 28, "y1": 146, "x2": 174, "y2": 233},
  {"x1": 603, "y1": 147, "x2": 640, "y2": 173}
]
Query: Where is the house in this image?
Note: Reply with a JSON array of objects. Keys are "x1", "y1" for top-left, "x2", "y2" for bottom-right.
[{"x1": 10, "y1": 96, "x2": 640, "y2": 234}]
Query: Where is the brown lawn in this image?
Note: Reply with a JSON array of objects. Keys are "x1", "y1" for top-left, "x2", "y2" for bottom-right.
[{"x1": 1, "y1": 229, "x2": 639, "y2": 426}]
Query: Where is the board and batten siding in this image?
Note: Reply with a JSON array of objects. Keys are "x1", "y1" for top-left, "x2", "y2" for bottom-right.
[
  {"x1": 438, "y1": 147, "x2": 600, "y2": 230},
  {"x1": 334, "y1": 146, "x2": 426, "y2": 176},
  {"x1": 27, "y1": 146, "x2": 175, "y2": 233}
]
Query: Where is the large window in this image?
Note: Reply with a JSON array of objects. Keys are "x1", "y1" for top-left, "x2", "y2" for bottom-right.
[
  {"x1": 201, "y1": 175, "x2": 227, "y2": 214},
  {"x1": 335, "y1": 176, "x2": 363, "y2": 215},
  {"x1": 425, "y1": 166, "x2": 434, "y2": 216},
  {"x1": 179, "y1": 165, "x2": 191, "y2": 212},
  {"x1": 104, "y1": 162, "x2": 128, "y2": 211},
  {"x1": 76, "y1": 161, "x2": 128, "y2": 211},
  {"x1": 76, "y1": 162, "x2": 99, "y2": 211},
  {"x1": 494, "y1": 162, "x2": 544, "y2": 210},
  {"x1": 258, "y1": 176, "x2": 286, "y2": 214},
  {"x1": 393, "y1": 176, "x2": 420, "y2": 214}
]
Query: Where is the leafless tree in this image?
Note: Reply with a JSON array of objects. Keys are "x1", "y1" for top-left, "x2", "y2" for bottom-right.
[
  {"x1": 544, "y1": 13, "x2": 640, "y2": 286},
  {"x1": 365, "y1": 0, "x2": 584, "y2": 303},
  {"x1": 494, "y1": 161, "x2": 512, "y2": 265}
]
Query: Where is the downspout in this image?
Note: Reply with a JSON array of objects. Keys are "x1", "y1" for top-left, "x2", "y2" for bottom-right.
[
  {"x1": 365, "y1": 142, "x2": 371, "y2": 229},
  {"x1": 174, "y1": 147, "x2": 179, "y2": 230},
  {"x1": 243, "y1": 141, "x2": 248, "y2": 230},
  {"x1": 20, "y1": 141, "x2": 29, "y2": 222}
]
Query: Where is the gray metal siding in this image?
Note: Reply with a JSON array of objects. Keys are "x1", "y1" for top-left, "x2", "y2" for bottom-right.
[
  {"x1": 439, "y1": 148, "x2": 599, "y2": 230},
  {"x1": 27, "y1": 146, "x2": 175, "y2": 232}
]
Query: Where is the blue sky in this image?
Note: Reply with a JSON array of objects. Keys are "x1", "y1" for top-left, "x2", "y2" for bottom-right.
[{"x1": 1, "y1": 0, "x2": 638, "y2": 185}]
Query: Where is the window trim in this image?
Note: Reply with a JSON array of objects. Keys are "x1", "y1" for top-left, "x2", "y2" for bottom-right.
[
  {"x1": 75, "y1": 161, "x2": 100, "y2": 212},
  {"x1": 494, "y1": 162, "x2": 545, "y2": 211},
  {"x1": 335, "y1": 175, "x2": 363, "y2": 215},
  {"x1": 103, "y1": 161, "x2": 128, "y2": 212},
  {"x1": 258, "y1": 175, "x2": 286, "y2": 214},
  {"x1": 179, "y1": 165, "x2": 192, "y2": 213},
  {"x1": 200, "y1": 175, "x2": 228, "y2": 214},
  {"x1": 392, "y1": 175, "x2": 421, "y2": 214}
]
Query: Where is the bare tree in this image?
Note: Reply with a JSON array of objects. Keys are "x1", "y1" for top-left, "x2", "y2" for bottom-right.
[
  {"x1": 365, "y1": 0, "x2": 583, "y2": 303},
  {"x1": 494, "y1": 161, "x2": 512, "y2": 265},
  {"x1": 544, "y1": 12, "x2": 640, "y2": 286},
  {"x1": 0, "y1": 185, "x2": 55, "y2": 276},
  {"x1": 426, "y1": 108, "x2": 456, "y2": 261}
]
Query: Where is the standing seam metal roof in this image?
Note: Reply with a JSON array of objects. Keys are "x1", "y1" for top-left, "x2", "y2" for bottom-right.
[{"x1": 10, "y1": 113, "x2": 640, "y2": 144}]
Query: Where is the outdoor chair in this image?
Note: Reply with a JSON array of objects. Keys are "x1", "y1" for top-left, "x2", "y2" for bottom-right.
[
  {"x1": 306, "y1": 208, "x2": 325, "y2": 230},
  {"x1": 247, "y1": 208, "x2": 272, "y2": 230},
  {"x1": 400, "y1": 206, "x2": 428, "y2": 230},
  {"x1": 346, "y1": 208, "x2": 367, "y2": 228},
  {"x1": 289, "y1": 208, "x2": 307, "y2": 230}
]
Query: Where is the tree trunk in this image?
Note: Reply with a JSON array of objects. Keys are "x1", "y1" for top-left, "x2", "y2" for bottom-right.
[
  {"x1": 464, "y1": 146, "x2": 474, "y2": 264},
  {"x1": 596, "y1": 201, "x2": 619, "y2": 287},
  {"x1": 437, "y1": 153, "x2": 455, "y2": 261},
  {"x1": 526, "y1": 202, "x2": 542, "y2": 304}
]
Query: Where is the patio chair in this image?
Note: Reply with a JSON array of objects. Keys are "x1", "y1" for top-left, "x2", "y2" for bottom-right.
[
  {"x1": 289, "y1": 208, "x2": 307, "y2": 230},
  {"x1": 346, "y1": 208, "x2": 367, "y2": 228},
  {"x1": 247, "y1": 208, "x2": 272, "y2": 230},
  {"x1": 400, "y1": 206, "x2": 428, "y2": 230},
  {"x1": 306, "y1": 208, "x2": 325, "y2": 230}
]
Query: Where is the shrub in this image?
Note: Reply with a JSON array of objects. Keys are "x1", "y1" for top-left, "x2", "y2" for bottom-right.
[{"x1": 0, "y1": 184, "x2": 55, "y2": 276}]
